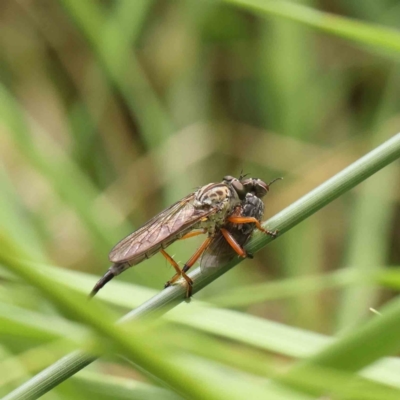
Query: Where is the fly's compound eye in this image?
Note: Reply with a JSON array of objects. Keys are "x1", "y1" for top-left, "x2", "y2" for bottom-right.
[
  {"x1": 253, "y1": 179, "x2": 268, "y2": 198},
  {"x1": 230, "y1": 178, "x2": 246, "y2": 199},
  {"x1": 241, "y1": 178, "x2": 254, "y2": 193},
  {"x1": 223, "y1": 175, "x2": 246, "y2": 198},
  {"x1": 223, "y1": 175, "x2": 235, "y2": 182},
  {"x1": 241, "y1": 178, "x2": 268, "y2": 198}
]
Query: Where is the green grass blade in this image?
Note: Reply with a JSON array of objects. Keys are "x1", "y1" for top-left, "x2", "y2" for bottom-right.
[
  {"x1": 0, "y1": 84, "x2": 131, "y2": 254},
  {"x1": 220, "y1": 0, "x2": 400, "y2": 54},
  {"x1": 0, "y1": 236, "x2": 280, "y2": 400},
  {"x1": 59, "y1": 0, "x2": 174, "y2": 149},
  {"x1": 2, "y1": 133, "x2": 400, "y2": 399},
  {"x1": 73, "y1": 371, "x2": 183, "y2": 400}
]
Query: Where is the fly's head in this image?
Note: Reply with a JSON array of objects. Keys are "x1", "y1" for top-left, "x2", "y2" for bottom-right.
[{"x1": 240, "y1": 177, "x2": 283, "y2": 199}]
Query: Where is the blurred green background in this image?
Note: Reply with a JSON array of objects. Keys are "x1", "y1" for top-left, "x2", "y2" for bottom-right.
[{"x1": 1, "y1": 1, "x2": 400, "y2": 399}]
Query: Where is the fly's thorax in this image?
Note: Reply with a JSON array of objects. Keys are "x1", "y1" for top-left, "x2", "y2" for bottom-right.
[
  {"x1": 193, "y1": 182, "x2": 241, "y2": 234},
  {"x1": 193, "y1": 182, "x2": 239, "y2": 209}
]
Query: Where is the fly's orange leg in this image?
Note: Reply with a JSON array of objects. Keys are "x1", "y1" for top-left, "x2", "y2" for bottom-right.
[
  {"x1": 162, "y1": 229, "x2": 207, "y2": 297},
  {"x1": 161, "y1": 249, "x2": 193, "y2": 291},
  {"x1": 179, "y1": 229, "x2": 206, "y2": 240},
  {"x1": 179, "y1": 237, "x2": 213, "y2": 297},
  {"x1": 220, "y1": 228, "x2": 253, "y2": 259},
  {"x1": 181, "y1": 237, "x2": 213, "y2": 273},
  {"x1": 227, "y1": 216, "x2": 278, "y2": 238}
]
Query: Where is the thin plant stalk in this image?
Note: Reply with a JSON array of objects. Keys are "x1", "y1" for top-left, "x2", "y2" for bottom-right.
[{"x1": 3, "y1": 133, "x2": 400, "y2": 400}]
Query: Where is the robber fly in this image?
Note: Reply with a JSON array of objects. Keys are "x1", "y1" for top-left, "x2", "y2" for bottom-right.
[
  {"x1": 200, "y1": 177, "x2": 282, "y2": 270},
  {"x1": 91, "y1": 176, "x2": 245, "y2": 297},
  {"x1": 90, "y1": 175, "x2": 280, "y2": 298}
]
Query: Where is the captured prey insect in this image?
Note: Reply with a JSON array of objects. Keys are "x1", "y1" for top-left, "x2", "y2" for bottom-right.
[
  {"x1": 90, "y1": 175, "x2": 280, "y2": 298},
  {"x1": 200, "y1": 177, "x2": 282, "y2": 270}
]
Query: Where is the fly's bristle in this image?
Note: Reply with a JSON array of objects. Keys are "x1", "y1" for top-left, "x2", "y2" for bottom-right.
[{"x1": 89, "y1": 270, "x2": 115, "y2": 298}]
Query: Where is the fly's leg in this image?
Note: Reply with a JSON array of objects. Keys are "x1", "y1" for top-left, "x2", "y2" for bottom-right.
[
  {"x1": 166, "y1": 236, "x2": 212, "y2": 298},
  {"x1": 161, "y1": 230, "x2": 207, "y2": 281},
  {"x1": 180, "y1": 236, "x2": 212, "y2": 297},
  {"x1": 161, "y1": 249, "x2": 191, "y2": 288},
  {"x1": 162, "y1": 230, "x2": 207, "y2": 297},
  {"x1": 227, "y1": 216, "x2": 278, "y2": 238},
  {"x1": 181, "y1": 236, "x2": 212, "y2": 274},
  {"x1": 220, "y1": 228, "x2": 253, "y2": 259},
  {"x1": 179, "y1": 229, "x2": 206, "y2": 240}
]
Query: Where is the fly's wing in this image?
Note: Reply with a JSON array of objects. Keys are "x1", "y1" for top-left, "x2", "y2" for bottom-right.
[
  {"x1": 109, "y1": 193, "x2": 215, "y2": 264},
  {"x1": 200, "y1": 194, "x2": 264, "y2": 270}
]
